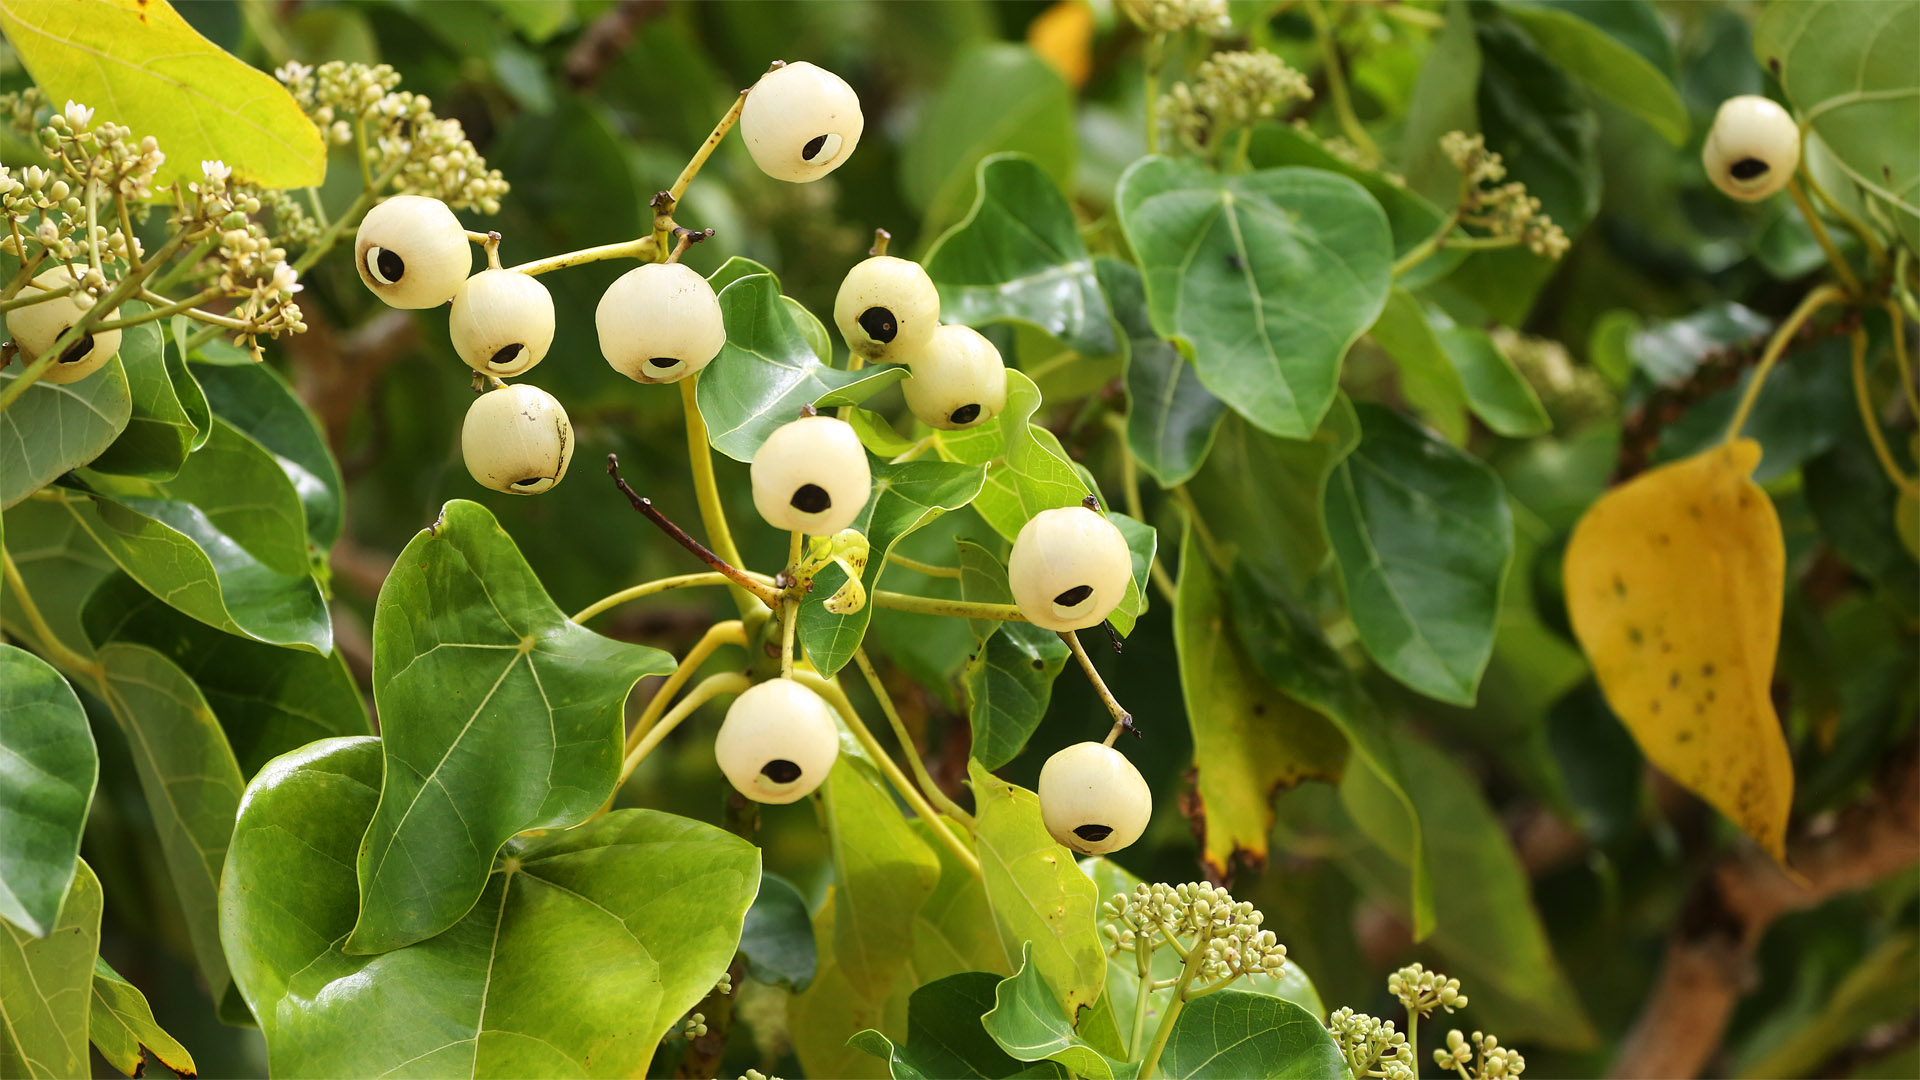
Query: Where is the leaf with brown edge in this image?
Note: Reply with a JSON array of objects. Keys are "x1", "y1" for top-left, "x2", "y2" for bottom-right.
[
  {"x1": 1563, "y1": 439, "x2": 1792, "y2": 859},
  {"x1": 1174, "y1": 523, "x2": 1345, "y2": 877}
]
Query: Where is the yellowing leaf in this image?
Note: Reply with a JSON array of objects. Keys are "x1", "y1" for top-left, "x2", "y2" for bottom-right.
[
  {"x1": 1563, "y1": 440, "x2": 1792, "y2": 859},
  {"x1": 1027, "y1": 1, "x2": 1094, "y2": 89},
  {"x1": 0, "y1": 0, "x2": 325, "y2": 190}
]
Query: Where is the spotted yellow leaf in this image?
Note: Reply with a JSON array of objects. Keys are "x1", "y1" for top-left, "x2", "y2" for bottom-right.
[{"x1": 1563, "y1": 440, "x2": 1791, "y2": 859}]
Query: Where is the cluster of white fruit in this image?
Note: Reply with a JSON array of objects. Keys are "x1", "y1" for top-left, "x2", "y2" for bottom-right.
[{"x1": 347, "y1": 58, "x2": 1155, "y2": 851}]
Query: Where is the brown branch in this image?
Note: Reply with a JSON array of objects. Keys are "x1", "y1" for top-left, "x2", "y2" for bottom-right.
[
  {"x1": 1610, "y1": 742, "x2": 1920, "y2": 1079},
  {"x1": 563, "y1": 0, "x2": 668, "y2": 91}
]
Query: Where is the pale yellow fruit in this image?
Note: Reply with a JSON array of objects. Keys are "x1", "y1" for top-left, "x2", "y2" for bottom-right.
[
  {"x1": 596, "y1": 262, "x2": 726, "y2": 384},
  {"x1": 5, "y1": 266, "x2": 120, "y2": 384},
  {"x1": 1038, "y1": 742, "x2": 1151, "y2": 855},
  {"x1": 1702, "y1": 95, "x2": 1800, "y2": 202},
  {"x1": 450, "y1": 269, "x2": 555, "y2": 377},
  {"x1": 354, "y1": 194, "x2": 471, "y2": 308},
  {"x1": 460, "y1": 383, "x2": 574, "y2": 495},
  {"x1": 750, "y1": 415, "x2": 872, "y2": 534},
  {"x1": 832, "y1": 255, "x2": 939, "y2": 362},
  {"x1": 1008, "y1": 505, "x2": 1131, "y2": 631},
  {"x1": 740, "y1": 61, "x2": 863, "y2": 183},
  {"x1": 715, "y1": 679, "x2": 840, "y2": 804},
  {"x1": 902, "y1": 324, "x2": 1007, "y2": 430}
]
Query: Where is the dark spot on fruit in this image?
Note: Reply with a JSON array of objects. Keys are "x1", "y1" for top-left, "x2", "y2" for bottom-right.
[
  {"x1": 489, "y1": 344, "x2": 523, "y2": 369},
  {"x1": 509, "y1": 476, "x2": 548, "y2": 491},
  {"x1": 375, "y1": 246, "x2": 405, "y2": 283},
  {"x1": 950, "y1": 403, "x2": 981, "y2": 425},
  {"x1": 761, "y1": 759, "x2": 803, "y2": 784},
  {"x1": 1054, "y1": 584, "x2": 1094, "y2": 608},
  {"x1": 790, "y1": 483, "x2": 832, "y2": 513},
  {"x1": 646, "y1": 356, "x2": 680, "y2": 369},
  {"x1": 56, "y1": 333, "x2": 94, "y2": 364},
  {"x1": 1729, "y1": 157, "x2": 1769, "y2": 181},
  {"x1": 1074, "y1": 823, "x2": 1113, "y2": 843},
  {"x1": 858, "y1": 306, "x2": 898, "y2": 343},
  {"x1": 802, "y1": 134, "x2": 829, "y2": 161}
]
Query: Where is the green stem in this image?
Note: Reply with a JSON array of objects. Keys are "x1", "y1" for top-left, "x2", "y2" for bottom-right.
[
  {"x1": 1138, "y1": 937, "x2": 1207, "y2": 1078},
  {"x1": 867, "y1": 591, "x2": 1026, "y2": 621},
  {"x1": 1308, "y1": 0, "x2": 1380, "y2": 165},
  {"x1": 1788, "y1": 176, "x2": 1862, "y2": 296},
  {"x1": 2, "y1": 549, "x2": 104, "y2": 682},
  {"x1": 670, "y1": 91, "x2": 749, "y2": 204},
  {"x1": 1144, "y1": 33, "x2": 1166, "y2": 155},
  {"x1": 569, "y1": 572, "x2": 735, "y2": 624},
  {"x1": 1798, "y1": 154, "x2": 1887, "y2": 274},
  {"x1": 1064, "y1": 630, "x2": 1132, "y2": 745},
  {"x1": 1231, "y1": 126, "x2": 1254, "y2": 172},
  {"x1": 885, "y1": 552, "x2": 961, "y2": 579},
  {"x1": 149, "y1": 238, "x2": 214, "y2": 293},
  {"x1": 1850, "y1": 325, "x2": 1920, "y2": 497},
  {"x1": 623, "y1": 621, "x2": 747, "y2": 759},
  {"x1": 618, "y1": 672, "x2": 752, "y2": 786},
  {"x1": 780, "y1": 533, "x2": 801, "y2": 679},
  {"x1": 852, "y1": 648, "x2": 975, "y2": 828},
  {"x1": 680, "y1": 376, "x2": 758, "y2": 619},
  {"x1": 506, "y1": 235, "x2": 659, "y2": 277},
  {"x1": 0, "y1": 283, "x2": 75, "y2": 312},
  {"x1": 796, "y1": 671, "x2": 985, "y2": 879},
  {"x1": 90, "y1": 287, "x2": 225, "y2": 331},
  {"x1": 1723, "y1": 282, "x2": 1847, "y2": 443},
  {"x1": 1129, "y1": 937, "x2": 1156, "y2": 1058},
  {"x1": 1391, "y1": 210, "x2": 1462, "y2": 277},
  {"x1": 1408, "y1": 1013, "x2": 1420, "y2": 1080}
]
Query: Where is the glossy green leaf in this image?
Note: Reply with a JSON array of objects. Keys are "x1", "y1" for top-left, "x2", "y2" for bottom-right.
[
  {"x1": 850, "y1": 407, "x2": 922, "y2": 458},
  {"x1": 1116, "y1": 156, "x2": 1393, "y2": 439},
  {"x1": 1324, "y1": 405, "x2": 1514, "y2": 706},
  {"x1": 900, "y1": 44, "x2": 1075, "y2": 234},
  {"x1": 925, "y1": 154, "x2": 1116, "y2": 358},
  {"x1": 853, "y1": 971, "x2": 1066, "y2": 1080},
  {"x1": 822, "y1": 757, "x2": 941, "y2": 1001},
  {"x1": 221, "y1": 737, "x2": 760, "y2": 1076},
  {"x1": 0, "y1": 0, "x2": 325, "y2": 190},
  {"x1": 350, "y1": 499, "x2": 674, "y2": 953},
  {"x1": 1229, "y1": 563, "x2": 1433, "y2": 938},
  {"x1": 0, "y1": 645, "x2": 95, "y2": 938},
  {"x1": 94, "y1": 641, "x2": 245, "y2": 1010},
  {"x1": 0, "y1": 860, "x2": 99, "y2": 1080},
  {"x1": 193, "y1": 360, "x2": 344, "y2": 550},
  {"x1": 0, "y1": 500, "x2": 116, "y2": 662},
  {"x1": 1107, "y1": 512, "x2": 1155, "y2": 638},
  {"x1": 1756, "y1": 0, "x2": 1920, "y2": 251},
  {"x1": 1104, "y1": 258, "x2": 1225, "y2": 487},
  {"x1": 1367, "y1": 288, "x2": 1470, "y2": 444},
  {"x1": 740, "y1": 873, "x2": 816, "y2": 991},
  {"x1": 88, "y1": 956, "x2": 196, "y2": 1080},
  {"x1": 86, "y1": 306, "x2": 199, "y2": 480},
  {"x1": 968, "y1": 761, "x2": 1110, "y2": 1022},
  {"x1": 1400, "y1": 0, "x2": 1482, "y2": 208},
  {"x1": 791, "y1": 890, "x2": 902, "y2": 1080},
  {"x1": 1174, "y1": 527, "x2": 1345, "y2": 877},
  {"x1": 907, "y1": 816, "x2": 1010, "y2": 984},
  {"x1": 82, "y1": 572, "x2": 368, "y2": 774},
  {"x1": 1185, "y1": 397, "x2": 1360, "y2": 593},
  {"x1": 814, "y1": 365, "x2": 910, "y2": 408},
  {"x1": 1157, "y1": 991, "x2": 1346, "y2": 1080},
  {"x1": 957, "y1": 539, "x2": 1069, "y2": 768},
  {"x1": 0, "y1": 356, "x2": 131, "y2": 511},
  {"x1": 980, "y1": 944, "x2": 1128, "y2": 1080},
  {"x1": 698, "y1": 274, "x2": 897, "y2": 461},
  {"x1": 1247, "y1": 125, "x2": 1461, "y2": 287},
  {"x1": 1502, "y1": 2, "x2": 1689, "y2": 144},
  {"x1": 62, "y1": 419, "x2": 330, "y2": 653},
  {"x1": 798, "y1": 459, "x2": 987, "y2": 676},
  {"x1": 1434, "y1": 327, "x2": 1552, "y2": 438},
  {"x1": 969, "y1": 371, "x2": 1089, "y2": 540}
]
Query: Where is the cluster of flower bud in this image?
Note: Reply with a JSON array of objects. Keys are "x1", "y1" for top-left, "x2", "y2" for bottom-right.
[
  {"x1": 1388, "y1": 962, "x2": 1469, "y2": 1018},
  {"x1": 276, "y1": 61, "x2": 509, "y2": 213},
  {"x1": 1490, "y1": 326, "x2": 1613, "y2": 430},
  {"x1": 1441, "y1": 131, "x2": 1570, "y2": 259},
  {"x1": 679, "y1": 1012, "x2": 708, "y2": 1039},
  {"x1": 1100, "y1": 882, "x2": 1288, "y2": 984},
  {"x1": 1120, "y1": 0, "x2": 1233, "y2": 36},
  {"x1": 1162, "y1": 50, "x2": 1312, "y2": 153},
  {"x1": 1434, "y1": 1029, "x2": 1526, "y2": 1079},
  {"x1": 1329, "y1": 1007, "x2": 1416, "y2": 1080}
]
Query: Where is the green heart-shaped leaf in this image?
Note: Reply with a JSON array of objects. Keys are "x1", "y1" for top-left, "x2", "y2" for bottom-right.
[
  {"x1": 0, "y1": 645, "x2": 95, "y2": 938},
  {"x1": 1324, "y1": 405, "x2": 1514, "y2": 706},
  {"x1": 1157, "y1": 991, "x2": 1346, "y2": 1079},
  {"x1": 348, "y1": 499, "x2": 674, "y2": 953},
  {"x1": 926, "y1": 154, "x2": 1117, "y2": 358},
  {"x1": 957, "y1": 540, "x2": 1068, "y2": 770},
  {"x1": 222, "y1": 737, "x2": 760, "y2": 1076},
  {"x1": 193, "y1": 360, "x2": 344, "y2": 551},
  {"x1": 855, "y1": 968, "x2": 1070, "y2": 1080},
  {"x1": 1104, "y1": 258, "x2": 1225, "y2": 488},
  {"x1": 739, "y1": 873, "x2": 816, "y2": 992},
  {"x1": 86, "y1": 305, "x2": 200, "y2": 480},
  {"x1": 821, "y1": 757, "x2": 940, "y2": 1001},
  {"x1": 981, "y1": 944, "x2": 1130, "y2": 1080},
  {"x1": 1116, "y1": 157, "x2": 1392, "y2": 439},
  {"x1": 0, "y1": 356, "x2": 131, "y2": 511}
]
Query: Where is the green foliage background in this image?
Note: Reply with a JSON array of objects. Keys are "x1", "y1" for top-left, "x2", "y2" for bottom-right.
[{"x1": 1, "y1": 1, "x2": 1916, "y2": 1078}]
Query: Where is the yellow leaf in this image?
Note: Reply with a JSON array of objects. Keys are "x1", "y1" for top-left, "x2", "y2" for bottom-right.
[
  {"x1": 0, "y1": 0, "x2": 325, "y2": 190},
  {"x1": 1028, "y1": 1, "x2": 1094, "y2": 89},
  {"x1": 1564, "y1": 440, "x2": 1792, "y2": 859}
]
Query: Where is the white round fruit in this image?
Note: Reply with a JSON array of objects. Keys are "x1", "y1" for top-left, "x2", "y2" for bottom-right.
[
  {"x1": 354, "y1": 194, "x2": 472, "y2": 308},
  {"x1": 1702, "y1": 95, "x2": 1800, "y2": 202},
  {"x1": 4, "y1": 266, "x2": 120, "y2": 384},
  {"x1": 740, "y1": 61, "x2": 863, "y2": 183},
  {"x1": 449, "y1": 269, "x2": 555, "y2": 377},
  {"x1": 1008, "y1": 505, "x2": 1132, "y2": 631},
  {"x1": 1038, "y1": 742, "x2": 1152, "y2": 855},
  {"x1": 750, "y1": 414, "x2": 872, "y2": 534},
  {"x1": 902, "y1": 324, "x2": 1007, "y2": 430},
  {"x1": 715, "y1": 678, "x2": 840, "y2": 804},
  {"x1": 460, "y1": 383, "x2": 574, "y2": 495},
  {"x1": 832, "y1": 255, "x2": 939, "y2": 362},
  {"x1": 596, "y1": 262, "x2": 726, "y2": 384}
]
